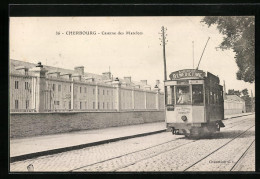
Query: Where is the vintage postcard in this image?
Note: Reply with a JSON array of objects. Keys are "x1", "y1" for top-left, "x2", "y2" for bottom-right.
[{"x1": 9, "y1": 15, "x2": 255, "y2": 172}]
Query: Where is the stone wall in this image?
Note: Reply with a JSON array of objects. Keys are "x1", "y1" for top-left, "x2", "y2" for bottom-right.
[{"x1": 10, "y1": 111, "x2": 165, "y2": 139}]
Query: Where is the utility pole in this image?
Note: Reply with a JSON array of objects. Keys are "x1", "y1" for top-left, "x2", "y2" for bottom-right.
[
  {"x1": 159, "y1": 26, "x2": 168, "y2": 104},
  {"x1": 192, "y1": 41, "x2": 194, "y2": 69},
  {"x1": 223, "y1": 80, "x2": 226, "y2": 100}
]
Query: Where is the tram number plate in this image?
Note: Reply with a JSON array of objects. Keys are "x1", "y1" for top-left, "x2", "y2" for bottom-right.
[{"x1": 189, "y1": 80, "x2": 204, "y2": 84}]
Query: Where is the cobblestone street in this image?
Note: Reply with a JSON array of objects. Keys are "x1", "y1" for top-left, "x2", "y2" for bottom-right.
[{"x1": 10, "y1": 114, "x2": 255, "y2": 172}]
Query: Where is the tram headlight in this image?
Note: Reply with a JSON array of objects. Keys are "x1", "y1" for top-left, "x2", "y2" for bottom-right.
[{"x1": 181, "y1": 115, "x2": 187, "y2": 121}]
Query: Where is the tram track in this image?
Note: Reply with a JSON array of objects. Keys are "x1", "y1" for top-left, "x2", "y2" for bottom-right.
[
  {"x1": 70, "y1": 136, "x2": 189, "y2": 172},
  {"x1": 230, "y1": 140, "x2": 255, "y2": 171},
  {"x1": 114, "y1": 122, "x2": 254, "y2": 172},
  {"x1": 183, "y1": 124, "x2": 254, "y2": 171},
  {"x1": 71, "y1": 119, "x2": 254, "y2": 172}
]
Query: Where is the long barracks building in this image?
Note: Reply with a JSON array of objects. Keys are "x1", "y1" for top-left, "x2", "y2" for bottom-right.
[{"x1": 9, "y1": 59, "x2": 165, "y2": 113}]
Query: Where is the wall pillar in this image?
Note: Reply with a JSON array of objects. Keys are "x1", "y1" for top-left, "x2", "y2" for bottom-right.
[
  {"x1": 132, "y1": 88, "x2": 135, "y2": 110},
  {"x1": 30, "y1": 66, "x2": 48, "y2": 112},
  {"x1": 95, "y1": 84, "x2": 99, "y2": 110},
  {"x1": 112, "y1": 80, "x2": 121, "y2": 111},
  {"x1": 31, "y1": 77, "x2": 37, "y2": 111},
  {"x1": 144, "y1": 91, "x2": 147, "y2": 110},
  {"x1": 154, "y1": 85, "x2": 160, "y2": 110},
  {"x1": 70, "y1": 80, "x2": 74, "y2": 110}
]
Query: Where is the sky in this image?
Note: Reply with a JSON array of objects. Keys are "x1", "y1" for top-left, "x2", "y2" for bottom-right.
[{"x1": 9, "y1": 16, "x2": 255, "y2": 96}]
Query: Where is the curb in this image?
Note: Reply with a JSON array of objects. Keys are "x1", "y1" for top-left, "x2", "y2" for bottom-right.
[
  {"x1": 223, "y1": 113, "x2": 254, "y2": 120},
  {"x1": 10, "y1": 129, "x2": 166, "y2": 163}
]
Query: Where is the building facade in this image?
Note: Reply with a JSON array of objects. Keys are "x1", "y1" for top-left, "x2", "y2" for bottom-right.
[
  {"x1": 224, "y1": 95, "x2": 246, "y2": 115},
  {"x1": 10, "y1": 59, "x2": 164, "y2": 113}
]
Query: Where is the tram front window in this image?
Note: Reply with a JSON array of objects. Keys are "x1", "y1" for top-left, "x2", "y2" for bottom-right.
[
  {"x1": 176, "y1": 86, "x2": 191, "y2": 105},
  {"x1": 166, "y1": 86, "x2": 175, "y2": 105},
  {"x1": 192, "y1": 85, "x2": 204, "y2": 105},
  {"x1": 166, "y1": 86, "x2": 175, "y2": 111}
]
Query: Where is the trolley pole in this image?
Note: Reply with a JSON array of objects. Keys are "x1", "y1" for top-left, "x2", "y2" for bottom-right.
[
  {"x1": 159, "y1": 26, "x2": 168, "y2": 104},
  {"x1": 196, "y1": 37, "x2": 210, "y2": 70}
]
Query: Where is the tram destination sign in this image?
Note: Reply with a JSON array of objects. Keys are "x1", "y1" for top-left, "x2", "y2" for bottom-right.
[{"x1": 169, "y1": 69, "x2": 205, "y2": 80}]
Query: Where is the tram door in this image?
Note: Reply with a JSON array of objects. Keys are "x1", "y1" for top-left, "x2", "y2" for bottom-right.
[{"x1": 207, "y1": 85, "x2": 224, "y2": 122}]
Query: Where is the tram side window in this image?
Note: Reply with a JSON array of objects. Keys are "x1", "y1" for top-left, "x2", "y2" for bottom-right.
[
  {"x1": 166, "y1": 86, "x2": 175, "y2": 105},
  {"x1": 210, "y1": 91, "x2": 214, "y2": 104},
  {"x1": 176, "y1": 86, "x2": 191, "y2": 105},
  {"x1": 192, "y1": 85, "x2": 204, "y2": 105}
]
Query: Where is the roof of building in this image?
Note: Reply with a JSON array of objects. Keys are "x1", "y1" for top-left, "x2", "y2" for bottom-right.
[
  {"x1": 10, "y1": 59, "x2": 153, "y2": 90},
  {"x1": 225, "y1": 95, "x2": 245, "y2": 102}
]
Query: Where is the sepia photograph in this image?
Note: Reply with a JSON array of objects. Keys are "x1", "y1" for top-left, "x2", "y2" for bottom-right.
[{"x1": 9, "y1": 15, "x2": 255, "y2": 172}]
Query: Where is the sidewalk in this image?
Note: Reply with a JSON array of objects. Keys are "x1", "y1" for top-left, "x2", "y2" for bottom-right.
[
  {"x1": 10, "y1": 112, "x2": 253, "y2": 162},
  {"x1": 10, "y1": 122, "x2": 166, "y2": 159}
]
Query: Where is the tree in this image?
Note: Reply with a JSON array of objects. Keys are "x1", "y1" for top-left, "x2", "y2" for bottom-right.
[
  {"x1": 241, "y1": 88, "x2": 249, "y2": 97},
  {"x1": 201, "y1": 16, "x2": 255, "y2": 83},
  {"x1": 227, "y1": 89, "x2": 241, "y2": 96}
]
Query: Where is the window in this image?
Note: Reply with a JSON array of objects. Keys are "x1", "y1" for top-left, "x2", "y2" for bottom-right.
[
  {"x1": 103, "y1": 90, "x2": 105, "y2": 95},
  {"x1": 80, "y1": 102, "x2": 82, "y2": 109},
  {"x1": 93, "y1": 102, "x2": 95, "y2": 109},
  {"x1": 26, "y1": 100, "x2": 29, "y2": 109},
  {"x1": 70, "y1": 85, "x2": 71, "y2": 92},
  {"x1": 25, "y1": 82, "x2": 29, "y2": 90},
  {"x1": 107, "y1": 90, "x2": 109, "y2": 95},
  {"x1": 15, "y1": 81, "x2": 19, "y2": 89},
  {"x1": 80, "y1": 87, "x2": 82, "y2": 93},
  {"x1": 103, "y1": 102, "x2": 105, "y2": 109},
  {"x1": 93, "y1": 89, "x2": 95, "y2": 95},
  {"x1": 192, "y1": 85, "x2": 204, "y2": 105},
  {"x1": 54, "y1": 101, "x2": 60, "y2": 105},
  {"x1": 15, "y1": 100, "x2": 18, "y2": 109},
  {"x1": 85, "y1": 87, "x2": 87, "y2": 93},
  {"x1": 107, "y1": 102, "x2": 109, "y2": 109},
  {"x1": 69, "y1": 101, "x2": 71, "y2": 109},
  {"x1": 98, "y1": 102, "x2": 100, "y2": 109},
  {"x1": 176, "y1": 86, "x2": 191, "y2": 105},
  {"x1": 85, "y1": 102, "x2": 87, "y2": 109},
  {"x1": 166, "y1": 86, "x2": 175, "y2": 105},
  {"x1": 210, "y1": 91, "x2": 214, "y2": 104},
  {"x1": 58, "y1": 85, "x2": 61, "y2": 92},
  {"x1": 53, "y1": 84, "x2": 55, "y2": 91}
]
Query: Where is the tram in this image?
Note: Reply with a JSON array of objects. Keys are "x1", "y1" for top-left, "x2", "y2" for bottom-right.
[{"x1": 164, "y1": 69, "x2": 225, "y2": 137}]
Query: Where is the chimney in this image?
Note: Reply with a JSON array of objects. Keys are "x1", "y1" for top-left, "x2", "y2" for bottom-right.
[
  {"x1": 15, "y1": 66, "x2": 29, "y2": 75},
  {"x1": 102, "y1": 72, "x2": 111, "y2": 80},
  {"x1": 74, "y1": 66, "x2": 84, "y2": 75},
  {"x1": 124, "y1": 76, "x2": 131, "y2": 84}
]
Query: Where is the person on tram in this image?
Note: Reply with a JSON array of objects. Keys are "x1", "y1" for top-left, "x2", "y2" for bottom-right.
[{"x1": 177, "y1": 89, "x2": 190, "y2": 104}]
